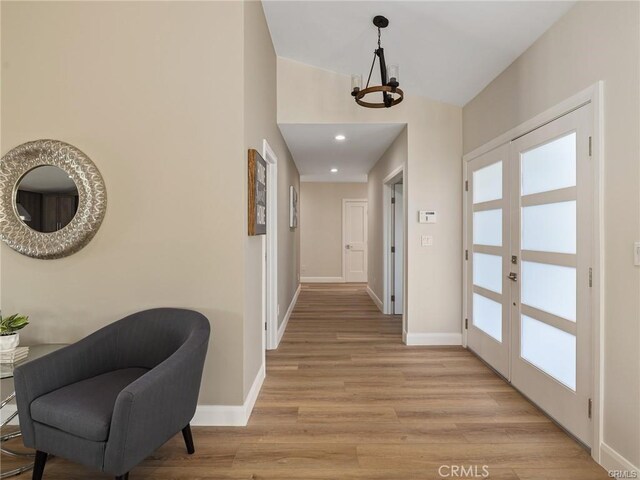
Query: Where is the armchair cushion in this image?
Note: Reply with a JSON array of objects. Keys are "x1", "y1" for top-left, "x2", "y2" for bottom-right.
[{"x1": 30, "y1": 368, "x2": 149, "y2": 442}]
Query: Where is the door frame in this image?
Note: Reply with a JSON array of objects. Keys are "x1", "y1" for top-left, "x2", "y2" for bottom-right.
[
  {"x1": 391, "y1": 182, "x2": 404, "y2": 315},
  {"x1": 462, "y1": 82, "x2": 604, "y2": 460},
  {"x1": 263, "y1": 139, "x2": 279, "y2": 351},
  {"x1": 342, "y1": 198, "x2": 368, "y2": 283},
  {"x1": 382, "y1": 166, "x2": 407, "y2": 332}
]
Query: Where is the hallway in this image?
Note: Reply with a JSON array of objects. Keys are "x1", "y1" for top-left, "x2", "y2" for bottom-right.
[
  {"x1": 5, "y1": 284, "x2": 609, "y2": 479},
  {"x1": 243, "y1": 284, "x2": 608, "y2": 479}
]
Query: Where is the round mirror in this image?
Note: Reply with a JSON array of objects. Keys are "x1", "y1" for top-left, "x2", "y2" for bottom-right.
[
  {"x1": 15, "y1": 166, "x2": 79, "y2": 233},
  {"x1": 1, "y1": 139, "x2": 106, "y2": 259}
]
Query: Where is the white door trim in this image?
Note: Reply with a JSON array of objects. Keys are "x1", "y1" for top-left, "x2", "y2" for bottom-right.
[
  {"x1": 461, "y1": 81, "x2": 604, "y2": 462},
  {"x1": 342, "y1": 198, "x2": 368, "y2": 283},
  {"x1": 263, "y1": 140, "x2": 279, "y2": 351}
]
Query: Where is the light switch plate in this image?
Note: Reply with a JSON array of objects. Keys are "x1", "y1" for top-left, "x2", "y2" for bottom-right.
[
  {"x1": 421, "y1": 235, "x2": 433, "y2": 247},
  {"x1": 419, "y1": 211, "x2": 437, "y2": 223},
  {"x1": 635, "y1": 242, "x2": 640, "y2": 266}
]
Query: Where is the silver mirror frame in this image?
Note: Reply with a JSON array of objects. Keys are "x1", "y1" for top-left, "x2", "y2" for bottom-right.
[{"x1": 0, "y1": 139, "x2": 107, "y2": 259}]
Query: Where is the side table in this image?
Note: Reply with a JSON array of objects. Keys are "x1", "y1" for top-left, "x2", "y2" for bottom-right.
[{"x1": 1, "y1": 344, "x2": 67, "y2": 478}]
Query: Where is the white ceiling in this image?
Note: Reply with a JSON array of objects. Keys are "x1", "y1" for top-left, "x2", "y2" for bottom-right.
[
  {"x1": 263, "y1": 1, "x2": 574, "y2": 106},
  {"x1": 279, "y1": 123, "x2": 406, "y2": 182}
]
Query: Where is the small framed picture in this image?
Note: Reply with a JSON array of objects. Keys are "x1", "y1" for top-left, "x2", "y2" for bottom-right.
[
  {"x1": 289, "y1": 186, "x2": 298, "y2": 228},
  {"x1": 248, "y1": 149, "x2": 267, "y2": 236}
]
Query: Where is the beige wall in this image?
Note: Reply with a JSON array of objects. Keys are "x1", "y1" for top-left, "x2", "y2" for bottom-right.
[
  {"x1": 368, "y1": 128, "x2": 407, "y2": 302},
  {"x1": 463, "y1": 1, "x2": 640, "y2": 467},
  {"x1": 300, "y1": 182, "x2": 367, "y2": 279},
  {"x1": 1, "y1": 1, "x2": 299, "y2": 408},
  {"x1": 278, "y1": 58, "x2": 463, "y2": 340},
  {"x1": 242, "y1": 0, "x2": 300, "y2": 394}
]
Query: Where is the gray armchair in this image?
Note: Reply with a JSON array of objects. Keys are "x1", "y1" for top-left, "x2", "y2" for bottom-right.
[{"x1": 14, "y1": 308, "x2": 210, "y2": 480}]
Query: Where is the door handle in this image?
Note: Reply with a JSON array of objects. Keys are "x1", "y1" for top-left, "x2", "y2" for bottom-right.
[
  {"x1": 345, "y1": 245, "x2": 351, "y2": 250},
  {"x1": 508, "y1": 272, "x2": 518, "y2": 282}
]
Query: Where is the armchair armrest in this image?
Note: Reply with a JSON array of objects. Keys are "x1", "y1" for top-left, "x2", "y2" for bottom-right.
[
  {"x1": 104, "y1": 332, "x2": 209, "y2": 475},
  {"x1": 14, "y1": 325, "x2": 119, "y2": 447}
]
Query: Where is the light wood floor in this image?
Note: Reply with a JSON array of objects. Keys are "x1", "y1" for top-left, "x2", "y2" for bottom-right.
[{"x1": 2, "y1": 284, "x2": 609, "y2": 479}]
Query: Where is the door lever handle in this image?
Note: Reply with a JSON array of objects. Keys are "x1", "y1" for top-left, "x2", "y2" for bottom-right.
[{"x1": 508, "y1": 272, "x2": 518, "y2": 282}]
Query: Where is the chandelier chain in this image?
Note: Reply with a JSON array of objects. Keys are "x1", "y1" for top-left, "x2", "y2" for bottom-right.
[
  {"x1": 365, "y1": 27, "x2": 382, "y2": 90},
  {"x1": 365, "y1": 51, "x2": 376, "y2": 89}
]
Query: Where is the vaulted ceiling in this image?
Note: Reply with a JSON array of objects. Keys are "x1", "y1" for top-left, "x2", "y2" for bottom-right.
[{"x1": 263, "y1": 1, "x2": 574, "y2": 106}]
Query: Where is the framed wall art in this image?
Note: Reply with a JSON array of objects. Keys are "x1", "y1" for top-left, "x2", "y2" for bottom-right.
[
  {"x1": 289, "y1": 185, "x2": 298, "y2": 228},
  {"x1": 248, "y1": 149, "x2": 267, "y2": 236}
]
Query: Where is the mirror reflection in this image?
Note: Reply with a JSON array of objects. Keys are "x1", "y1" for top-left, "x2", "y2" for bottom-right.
[{"x1": 15, "y1": 166, "x2": 79, "y2": 233}]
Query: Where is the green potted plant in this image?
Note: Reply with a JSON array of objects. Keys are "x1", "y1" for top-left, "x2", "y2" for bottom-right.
[{"x1": 0, "y1": 314, "x2": 29, "y2": 353}]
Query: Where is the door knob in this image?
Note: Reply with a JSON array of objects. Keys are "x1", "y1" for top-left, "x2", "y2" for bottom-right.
[
  {"x1": 345, "y1": 245, "x2": 351, "y2": 249},
  {"x1": 508, "y1": 272, "x2": 518, "y2": 282}
]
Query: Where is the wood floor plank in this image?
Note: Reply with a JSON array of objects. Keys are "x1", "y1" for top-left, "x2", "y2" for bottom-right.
[
  {"x1": 297, "y1": 406, "x2": 399, "y2": 424},
  {"x1": 257, "y1": 422, "x2": 467, "y2": 444},
  {"x1": 357, "y1": 443, "x2": 594, "y2": 469},
  {"x1": 1, "y1": 284, "x2": 610, "y2": 479},
  {"x1": 232, "y1": 444, "x2": 359, "y2": 469}
]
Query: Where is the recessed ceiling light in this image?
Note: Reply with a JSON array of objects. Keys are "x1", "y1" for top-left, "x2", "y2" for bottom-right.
[
  {"x1": 330, "y1": 168, "x2": 338, "y2": 173},
  {"x1": 335, "y1": 134, "x2": 346, "y2": 141}
]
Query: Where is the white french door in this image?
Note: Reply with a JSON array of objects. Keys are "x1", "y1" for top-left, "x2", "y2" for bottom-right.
[
  {"x1": 466, "y1": 104, "x2": 593, "y2": 445},
  {"x1": 466, "y1": 144, "x2": 511, "y2": 378},
  {"x1": 510, "y1": 105, "x2": 593, "y2": 445}
]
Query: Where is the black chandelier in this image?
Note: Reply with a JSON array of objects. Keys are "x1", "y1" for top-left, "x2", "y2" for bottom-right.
[{"x1": 351, "y1": 15, "x2": 404, "y2": 109}]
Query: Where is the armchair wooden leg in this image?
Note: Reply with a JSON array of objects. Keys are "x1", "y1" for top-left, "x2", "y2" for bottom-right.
[
  {"x1": 182, "y1": 423, "x2": 195, "y2": 454},
  {"x1": 115, "y1": 473, "x2": 129, "y2": 480},
  {"x1": 32, "y1": 451, "x2": 48, "y2": 480}
]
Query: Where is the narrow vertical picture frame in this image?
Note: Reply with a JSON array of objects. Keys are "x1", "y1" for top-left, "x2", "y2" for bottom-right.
[
  {"x1": 248, "y1": 149, "x2": 267, "y2": 236},
  {"x1": 289, "y1": 185, "x2": 298, "y2": 228}
]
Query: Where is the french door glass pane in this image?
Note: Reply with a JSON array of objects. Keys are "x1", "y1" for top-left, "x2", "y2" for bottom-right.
[
  {"x1": 473, "y1": 209, "x2": 502, "y2": 246},
  {"x1": 473, "y1": 161, "x2": 502, "y2": 204},
  {"x1": 473, "y1": 253, "x2": 502, "y2": 294},
  {"x1": 521, "y1": 315, "x2": 576, "y2": 390},
  {"x1": 521, "y1": 261, "x2": 576, "y2": 321},
  {"x1": 522, "y1": 201, "x2": 576, "y2": 254},
  {"x1": 473, "y1": 293, "x2": 502, "y2": 342},
  {"x1": 521, "y1": 132, "x2": 576, "y2": 195}
]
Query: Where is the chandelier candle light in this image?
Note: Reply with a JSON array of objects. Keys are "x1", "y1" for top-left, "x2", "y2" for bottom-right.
[{"x1": 351, "y1": 15, "x2": 404, "y2": 109}]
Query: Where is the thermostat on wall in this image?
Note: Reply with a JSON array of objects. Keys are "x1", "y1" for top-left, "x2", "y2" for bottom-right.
[{"x1": 419, "y1": 210, "x2": 437, "y2": 223}]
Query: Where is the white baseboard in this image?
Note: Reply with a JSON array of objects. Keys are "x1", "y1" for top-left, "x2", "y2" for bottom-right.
[
  {"x1": 366, "y1": 285, "x2": 384, "y2": 312},
  {"x1": 405, "y1": 332, "x2": 462, "y2": 346},
  {"x1": 277, "y1": 284, "x2": 301, "y2": 347},
  {"x1": 191, "y1": 363, "x2": 265, "y2": 427},
  {"x1": 599, "y1": 442, "x2": 640, "y2": 478},
  {"x1": 300, "y1": 276, "x2": 344, "y2": 283}
]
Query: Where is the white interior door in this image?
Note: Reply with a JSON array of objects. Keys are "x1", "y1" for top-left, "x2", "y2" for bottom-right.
[
  {"x1": 465, "y1": 104, "x2": 593, "y2": 446},
  {"x1": 510, "y1": 105, "x2": 593, "y2": 446},
  {"x1": 343, "y1": 200, "x2": 368, "y2": 283},
  {"x1": 393, "y1": 183, "x2": 404, "y2": 314},
  {"x1": 466, "y1": 144, "x2": 511, "y2": 378}
]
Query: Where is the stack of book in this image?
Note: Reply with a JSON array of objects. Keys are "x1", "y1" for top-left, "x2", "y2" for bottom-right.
[{"x1": 0, "y1": 346, "x2": 29, "y2": 364}]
